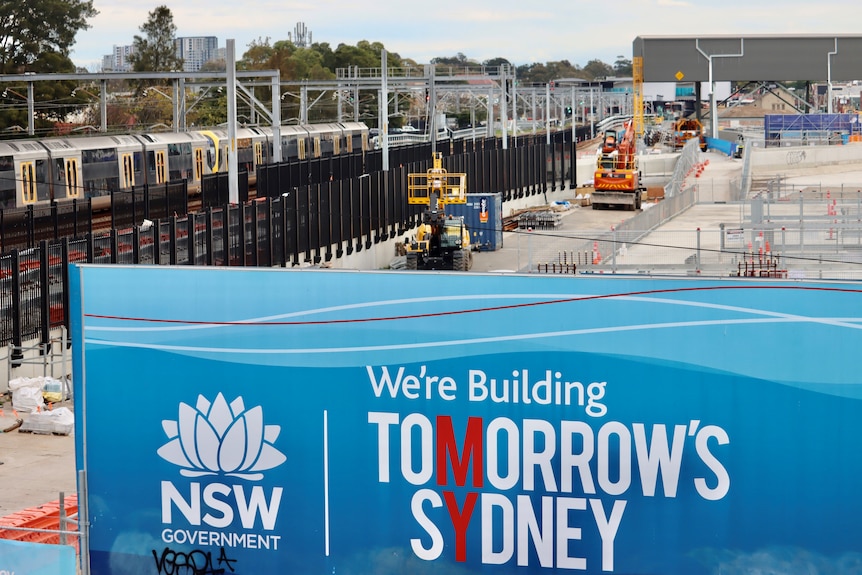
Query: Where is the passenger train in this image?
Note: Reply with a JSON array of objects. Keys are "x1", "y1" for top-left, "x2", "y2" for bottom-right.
[{"x1": 0, "y1": 122, "x2": 369, "y2": 211}]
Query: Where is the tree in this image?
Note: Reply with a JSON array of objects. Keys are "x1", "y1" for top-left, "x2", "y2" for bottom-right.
[
  {"x1": 483, "y1": 57, "x2": 513, "y2": 72},
  {"x1": 613, "y1": 55, "x2": 632, "y2": 77},
  {"x1": 583, "y1": 59, "x2": 613, "y2": 80},
  {"x1": 0, "y1": 0, "x2": 97, "y2": 73},
  {"x1": 128, "y1": 6, "x2": 182, "y2": 75}
]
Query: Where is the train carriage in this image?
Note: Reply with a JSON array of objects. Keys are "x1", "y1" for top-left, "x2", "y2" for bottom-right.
[
  {"x1": 305, "y1": 123, "x2": 345, "y2": 158},
  {"x1": 196, "y1": 127, "x2": 270, "y2": 175},
  {"x1": 134, "y1": 131, "x2": 211, "y2": 192},
  {"x1": 0, "y1": 139, "x2": 85, "y2": 209},
  {"x1": 274, "y1": 125, "x2": 312, "y2": 162},
  {"x1": 338, "y1": 122, "x2": 370, "y2": 154},
  {"x1": 62, "y1": 134, "x2": 146, "y2": 201},
  {"x1": 0, "y1": 121, "x2": 368, "y2": 212}
]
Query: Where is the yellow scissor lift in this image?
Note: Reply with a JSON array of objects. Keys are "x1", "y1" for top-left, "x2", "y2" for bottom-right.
[{"x1": 404, "y1": 152, "x2": 473, "y2": 271}]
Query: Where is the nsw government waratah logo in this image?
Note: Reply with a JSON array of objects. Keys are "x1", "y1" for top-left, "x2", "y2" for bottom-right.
[{"x1": 157, "y1": 393, "x2": 286, "y2": 480}]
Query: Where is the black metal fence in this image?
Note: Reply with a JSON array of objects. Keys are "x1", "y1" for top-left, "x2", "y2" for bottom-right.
[{"x1": 0, "y1": 131, "x2": 576, "y2": 351}]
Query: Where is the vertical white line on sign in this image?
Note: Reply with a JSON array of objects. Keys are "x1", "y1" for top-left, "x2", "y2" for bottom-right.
[{"x1": 324, "y1": 409, "x2": 330, "y2": 556}]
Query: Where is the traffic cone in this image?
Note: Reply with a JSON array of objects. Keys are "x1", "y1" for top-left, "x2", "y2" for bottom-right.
[{"x1": 592, "y1": 242, "x2": 601, "y2": 264}]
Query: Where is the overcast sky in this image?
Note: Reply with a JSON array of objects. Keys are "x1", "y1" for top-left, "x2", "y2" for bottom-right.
[{"x1": 70, "y1": 0, "x2": 862, "y2": 71}]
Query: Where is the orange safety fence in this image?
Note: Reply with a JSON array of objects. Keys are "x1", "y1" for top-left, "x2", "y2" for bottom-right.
[{"x1": 0, "y1": 494, "x2": 79, "y2": 550}]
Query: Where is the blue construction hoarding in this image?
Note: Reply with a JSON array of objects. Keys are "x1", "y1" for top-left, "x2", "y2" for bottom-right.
[
  {"x1": 764, "y1": 113, "x2": 862, "y2": 140},
  {"x1": 70, "y1": 266, "x2": 862, "y2": 574},
  {"x1": 0, "y1": 539, "x2": 77, "y2": 575}
]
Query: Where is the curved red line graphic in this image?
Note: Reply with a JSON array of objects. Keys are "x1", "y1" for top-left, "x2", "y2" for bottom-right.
[{"x1": 84, "y1": 284, "x2": 862, "y2": 326}]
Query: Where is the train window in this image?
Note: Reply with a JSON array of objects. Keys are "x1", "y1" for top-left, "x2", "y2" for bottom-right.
[
  {"x1": 82, "y1": 148, "x2": 118, "y2": 164},
  {"x1": 0, "y1": 155, "x2": 15, "y2": 208},
  {"x1": 133, "y1": 151, "x2": 144, "y2": 186},
  {"x1": 121, "y1": 153, "x2": 135, "y2": 188},
  {"x1": 168, "y1": 144, "x2": 182, "y2": 156},
  {"x1": 66, "y1": 158, "x2": 80, "y2": 198},
  {"x1": 21, "y1": 162, "x2": 36, "y2": 204},
  {"x1": 54, "y1": 159, "x2": 67, "y2": 198},
  {"x1": 194, "y1": 148, "x2": 204, "y2": 181},
  {"x1": 35, "y1": 159, "x2": 50, "y2": 202},
  {"x1": 168, "y1": 143, "x2": 192, "y2": 182}
]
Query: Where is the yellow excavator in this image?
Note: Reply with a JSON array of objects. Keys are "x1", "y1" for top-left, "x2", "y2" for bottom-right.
[{"x1": 404, "y1": 152, "x2": 473, "y2": 271}]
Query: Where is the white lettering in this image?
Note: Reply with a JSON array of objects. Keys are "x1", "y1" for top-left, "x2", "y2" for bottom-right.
[
  {"x1": 481, "y1": 493, "x2": 514, "y2": 564},
  {"x1": 410, "y1": 489, "x2": 444, "y2": 560},
  {"x1": 633, "y1": 423, "x2": 686, "y2": 497},
  {"x1": 694, "y1": 425, "x2": 731, "y2": 500}
]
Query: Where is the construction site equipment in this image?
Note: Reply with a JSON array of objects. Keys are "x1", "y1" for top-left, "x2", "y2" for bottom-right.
[
  {"x1": 673, "y1": 118, "x2": 708, "y2": 151},
  {"x1": 593, "y1": 120, "x2": 645, "y2": 211},
  {"x1": 404, "y1": 153, "x2": 473, "y2": 271},
  {"x1": 443, "y1": 192, "x2": 504, "y2": 252}
]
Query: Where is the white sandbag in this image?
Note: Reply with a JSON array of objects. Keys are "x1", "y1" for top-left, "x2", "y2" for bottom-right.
[
  {"x1": 9, "y1": 377, "x2": 44, "y2": 413},
  {"x1": 19, "y1": 407, "x2": 74, "y2": 435}
]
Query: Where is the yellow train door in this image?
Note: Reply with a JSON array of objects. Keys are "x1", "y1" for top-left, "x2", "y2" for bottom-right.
[
  {"x1": 254, "y1": 142, "x2": 263, "y2": 167},
  {"x1": 154, "y1": 150, "x2": 166, "y2": 184},
  {"x1": 121, "y1": 153, "x2": 135, "y2": 188},
  {"x1": 21, "y1": 161, "x2": 36, "y2": 204},
  {"x1": 194, "y1": 147, "x2": 204, "y2": 181},
  {"x1": 66, "y1": 158, "x2": 80, "y2": 198}
]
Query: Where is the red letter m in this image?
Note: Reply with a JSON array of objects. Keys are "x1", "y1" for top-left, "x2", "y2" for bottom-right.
[{"x1": 436, "y1": 416, "x2": 483, "y2": 488}]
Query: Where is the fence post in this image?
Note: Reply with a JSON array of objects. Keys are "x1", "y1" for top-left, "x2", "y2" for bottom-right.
[
  {"x1": 39, "y1": 240, "x2": 50, "y2": 348},
  {"x1": 153, "y1": 221, "x2": 161, "y2": 266},
  {"x1": 61, "y1": 238, "x2": 70, "y2": 332},
  {"x1": 169, "y1": 216, "x2": 177, "y2": 265},
  {"x1": 27, "y1": 204, "x2": 34, "y2": 248},
  {"x1": 110, "y1": 229, "x2": 118, "y2": 264},
  {"x1": 696, "y1": 227, "x2": 702, "y2": 272},
  {"x1": 206, "y1": 208, "x2": 214, "y2": 266},
  {"x1": 133, "y1": 226, "x2": 141, "y2": 264},
  {"x1": 10, "y1": 250, "x2": 22, "y2": 365},
  {"x1": 59, "y1": 492, "x2": 67, "y2": 546},
  {"x1": 188, "y1": 213, "x2": 197, "y2": 266}
]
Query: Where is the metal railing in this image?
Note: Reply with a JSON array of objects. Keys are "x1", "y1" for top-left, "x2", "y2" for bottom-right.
[{"x1": 663, "y1": 137, "x2": 702, "y2": 199}]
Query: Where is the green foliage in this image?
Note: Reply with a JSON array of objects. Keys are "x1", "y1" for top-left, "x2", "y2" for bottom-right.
[
  {"x1": 0, "y1": 0, "x2": 97, "y2": 73},
  {"x1": 516, "y1": 61, "x2": 584, "y2": 84},
  {"x1": 0, "y1": 50, "x2": 89, "y2": 134},
  {"x1": 431, "y1": 53, "x2": 473, "y2": 66},
  {"x1": 482, "y1": 57, "x2": 513, "y2": 71},
  {"x1": 128, "y1": 6, "x2": 183, "y2": 76},
  {"x1": 583, "y1": 59, "x2": 614, "y2": 80},
  {"x1": 131, "y1": 87, "x2": 176, "y2": 129},
  {"x1": 188, "y1": 89, "x2": 227, "y2": 127},
  {"x1": 614, "y1": 55, "x2": 632, "y2": 77}
]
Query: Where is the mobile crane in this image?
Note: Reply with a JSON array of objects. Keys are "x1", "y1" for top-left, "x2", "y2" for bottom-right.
[
  {"x1": 592, "y1": 119, "x2": 644, "y2": 210},
  {"x1": 403, "y1": 152, "x2": 473, "y2": 271}
]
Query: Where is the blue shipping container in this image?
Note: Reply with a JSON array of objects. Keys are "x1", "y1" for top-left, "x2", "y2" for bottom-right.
[{"x1": 444, "y1": 192, "x2": 503, "y2": 251}]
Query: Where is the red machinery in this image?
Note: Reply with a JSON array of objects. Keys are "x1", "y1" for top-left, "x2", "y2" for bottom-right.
[{"x1": 592, "y1": 120, "x2": 644, "y2": 210}]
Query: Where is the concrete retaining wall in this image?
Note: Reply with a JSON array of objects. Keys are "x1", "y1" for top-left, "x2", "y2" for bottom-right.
[
  {"x1": 576, "y1": 152, "x2": 681, "y2": 187},
  {"x1": 749, "y1": 143, "x2": 862, "y2": 173}
]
